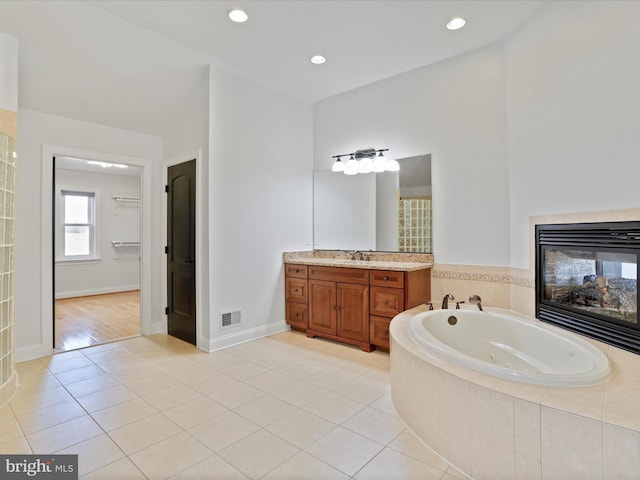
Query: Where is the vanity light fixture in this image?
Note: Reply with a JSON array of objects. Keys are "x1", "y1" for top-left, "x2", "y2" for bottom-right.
[
  {"x1": 331, "y1": 148, "x2": 396, "y2": 175},
  {"x1": 228, "y1": 9, "x2": 248, "y2": 23},
  {"x1": 446, "y1": 17, "x2": 466, "y2": 30}
]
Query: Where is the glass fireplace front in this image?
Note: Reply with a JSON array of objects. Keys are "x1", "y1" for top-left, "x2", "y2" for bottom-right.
[{"x1": 536, "y1": 222, "x2": 640, "y2": 354}]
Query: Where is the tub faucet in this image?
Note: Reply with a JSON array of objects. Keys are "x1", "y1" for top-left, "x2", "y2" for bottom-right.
[
  {"x1": 442, "y1": 294, "x2": 455, "y2": 309},
  {"x1": 469, "y1": 295, "x2": 483, "y2": 311}
]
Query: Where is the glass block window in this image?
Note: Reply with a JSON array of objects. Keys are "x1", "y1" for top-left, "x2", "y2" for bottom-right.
[{"x1": 398, "y1": 197, "x2": 432, "y2": 252}]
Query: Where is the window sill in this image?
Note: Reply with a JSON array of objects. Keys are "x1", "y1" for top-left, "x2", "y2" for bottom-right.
[{"x1": 56, "y1": 257, "x2": 101, "y2": 266}]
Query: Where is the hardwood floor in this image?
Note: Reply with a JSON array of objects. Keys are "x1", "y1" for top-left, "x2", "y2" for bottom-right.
[{"x1": 54, "y1": 290, "x2": 141, "y2": 352}]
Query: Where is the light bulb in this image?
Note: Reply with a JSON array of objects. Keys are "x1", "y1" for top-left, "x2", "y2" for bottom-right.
[
  {"x1": 385, "y1": 158, "x2": 400, "y2": 172},
  {"x1": 358, "y1": 156, "x2": 373, "y2": 173},
  {"x1": 331, "y1": 158, "x2": 345, "y2": 172},
  {"x1": 344, "y1": 156, "x2": 359, "y2": 175},
  {"x1": 372, "y1": 153, "x2": 388, "y2": 172}
]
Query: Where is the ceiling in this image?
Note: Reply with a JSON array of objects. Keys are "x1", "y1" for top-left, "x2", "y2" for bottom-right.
[{"x1": 0, "y1": 0, "x2": 547, "y2": 136}]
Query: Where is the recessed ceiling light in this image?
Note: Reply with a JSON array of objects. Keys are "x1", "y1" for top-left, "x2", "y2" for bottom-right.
[
  {"x1": 310, "y1": 55, "x2": 326, "y2": 65},
  {"x1": 446, "y1": 17, "x2": 466, "y2": 30},
  {"x1": 228, "y1": 9, "x2": 248, "y2": 23}
]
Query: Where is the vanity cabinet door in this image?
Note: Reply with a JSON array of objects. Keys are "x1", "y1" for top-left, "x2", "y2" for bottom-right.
[
  {"x1": 336, "y1": 282, "x2": 369, "y2": 343},
  {"x1": 285, "y1": 264, "x2": 308, "y2": 279},
  {"x1": 370, "y1": 270, "x2": 404, "y2": 289},
  {"x1": 370, "y1": 315, "x2": 391, "y2": 349},
  {"x1": 370, "y1": 286, "x2": 405, "y2": 318},
  {"x1": 285, "y1": 277, "x2": 308, "y2": 303},
  {"x1": 286, "y1": 302, "x2": 308, "y2": 330},
  {"x1": 309, "y1": 280, "x2": 337, "y2": 335}
]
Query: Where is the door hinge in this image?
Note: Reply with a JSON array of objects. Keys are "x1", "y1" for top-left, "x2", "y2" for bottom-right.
[
  {"x1": 165, "y1": 306, "x2": 169, "y2": 315},
  {"x1": 165, "y1": 185, "x2": 169, "y2": 193},
  {"x1": 164, "y1": 245, "x2": 168, "y2": 254}
]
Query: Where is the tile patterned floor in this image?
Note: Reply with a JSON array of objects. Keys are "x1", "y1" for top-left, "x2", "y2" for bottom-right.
[{"x1": 1, "y1": 331, "x2": 465, "y2": 479}]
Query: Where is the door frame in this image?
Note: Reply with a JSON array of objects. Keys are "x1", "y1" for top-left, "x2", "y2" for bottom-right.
[
  {"x1": 162, "y1": 150, "x2": 204, "y2": 350},
  {"x1": 41, "y1": 144, "x2": 153, "y2": 355}
]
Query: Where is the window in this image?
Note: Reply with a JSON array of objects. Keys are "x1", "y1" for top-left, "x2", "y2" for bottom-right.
[{"x1": 60, "y1": 190, "x2": 96, "y2": 260}]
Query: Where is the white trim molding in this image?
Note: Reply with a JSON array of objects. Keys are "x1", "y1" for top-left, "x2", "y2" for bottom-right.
[
  {"x1": 33, "y1": 144, "x2": 154, "y2": 361},
  {"x1": 206, "y1": 321, "x2": 290, "y2": 352}
]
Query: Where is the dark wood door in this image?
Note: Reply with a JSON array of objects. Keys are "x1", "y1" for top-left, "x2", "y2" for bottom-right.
[
  {"x1": 309, "y1": 280, "x2": 337, "y2": 335},
  {"x1": 336, "y1": 282, "x2": 369, "y2": 342},
  {"x1": 167, "y1": 160, "x2": 196, "y2": 345}
]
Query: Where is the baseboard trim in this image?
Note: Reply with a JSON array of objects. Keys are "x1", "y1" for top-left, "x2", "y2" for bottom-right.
[
  {"x1": 55, "y1": 285, "x2": 140, "y2": 300},
  {"x1": 206, "y1": 321, "x2": 290, "y2": 353},
  {"x1": 16, "y1": 343, "x2": 53, "y2": 362}
]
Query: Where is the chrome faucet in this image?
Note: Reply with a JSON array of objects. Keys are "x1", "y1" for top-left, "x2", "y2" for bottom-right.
[
  {"x1": 441, "y1": 293, "x2": 455, "y2": 309},
  {"x1": 469, "y1": 295, "x2": 483, "y2": 311}
]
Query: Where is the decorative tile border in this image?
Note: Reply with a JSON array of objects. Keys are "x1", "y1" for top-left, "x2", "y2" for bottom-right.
[{"x1": 431, "y1": 268, "x2": 534, "y2": 289}]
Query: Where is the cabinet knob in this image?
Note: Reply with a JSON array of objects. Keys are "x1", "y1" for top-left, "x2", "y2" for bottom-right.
[
  {"x1": 383, "y1": 276, "x2": 389, "y2": 281},
  {"x1": 293, "y1": 289, "x2": 299, "y2": 293},
  {"x1": 295, "y1": 269, "x2": 300, "y2": 273},
  {"x1": 383, "y1": 300, "x2": 389, "y2": 305}
]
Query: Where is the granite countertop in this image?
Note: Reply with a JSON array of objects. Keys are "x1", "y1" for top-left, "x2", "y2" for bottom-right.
[{"x1": 284, "y1": 251, "x2": 433, "y2": 272}]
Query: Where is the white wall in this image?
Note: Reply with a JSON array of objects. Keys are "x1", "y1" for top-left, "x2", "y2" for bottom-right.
[
  {"x1": 54, "y1": 168, "x2": 141, "y2": 298},
  {"x1": 16, "y1": 108, "x2": 162, "y2": 360},
  {"x1": 0, "y1": 32, "x2": 17, "y2": 112},
  {"x1": 161, "y1": 66, "x2": 210, "y2": 346},
  {"x1": 208, "y1": 66, "x2": 313, "y2": 350},
  {"x1": 314, "y1": 43, "x2": 510, "y2": 266},
  {"x1": 506, "y1": 1, "x2": 640, "y2": 269}
]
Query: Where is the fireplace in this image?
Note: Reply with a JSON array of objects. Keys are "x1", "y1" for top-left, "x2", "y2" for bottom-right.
[{"x1": 536, "y1": 221, "x2": 640, "y2": 354}]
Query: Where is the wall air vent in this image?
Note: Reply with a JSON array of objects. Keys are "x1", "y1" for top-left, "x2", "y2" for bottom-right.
[{"x1": 221, "y1": 309, "x2": 241, "y2": 328}]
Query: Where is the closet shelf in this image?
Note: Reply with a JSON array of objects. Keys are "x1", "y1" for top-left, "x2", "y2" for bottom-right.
[
  {"x1": 111, "y1": 241, "x2": 140, "y2": 247},
  {"x1": 112, "y1": 196, "x2": 140, "y2": 203}
]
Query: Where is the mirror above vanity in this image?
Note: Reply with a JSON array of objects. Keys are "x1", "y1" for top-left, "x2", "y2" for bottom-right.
[{"x1": 313, "y1": 154, "x2": 432, "y2": 253}]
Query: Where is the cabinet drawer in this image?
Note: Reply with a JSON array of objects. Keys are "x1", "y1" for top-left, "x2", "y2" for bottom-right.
[
  {"x1": 309, "y1": 265, "x2": 369, "y2": 284},
  {"x1": 370, "y1": 315, "x2": 391, "y2": 348},
  {"x1": 286, "y1": 278, "x2": 308, "y2": 303},
  {"x1": 286, "y1": 302, "x2": 308, "y2": 330},
  {"x1": 370, "y1": 270, "x2": 404, "y2": 288},
  {"x1": 370, "y1": 286, "x2": 405, "y2": 317},
  {"x1": 285, "y1": 263, "x2": 308, "y2": 279}
]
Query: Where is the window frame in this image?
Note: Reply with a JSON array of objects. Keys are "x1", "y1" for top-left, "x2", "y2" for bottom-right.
[{"x1": 56, "y1": 188, "x2": 100, "y2": 263}]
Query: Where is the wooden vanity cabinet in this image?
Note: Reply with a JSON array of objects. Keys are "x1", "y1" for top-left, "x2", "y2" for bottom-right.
[
  {"x1": 369, "y1": 268, "x2": 431, "y2": 349},
  {"x1": 307, "y1": 266, "x2": 372, "y2": 352},
  {"x1": 285, "y1": 261, "x2": 430, "y2": 351},
  {"x1": 284, "y1": 264, "x2": 308, "y2": 331}
]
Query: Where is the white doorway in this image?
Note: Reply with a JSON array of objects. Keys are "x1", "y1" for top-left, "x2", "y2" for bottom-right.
[
  {"x1": 41, "y1": 145, "x2": 153, "y2": 354},
  {"x1": 53, "y1": 156, "x2": 142, "y2": 351}
]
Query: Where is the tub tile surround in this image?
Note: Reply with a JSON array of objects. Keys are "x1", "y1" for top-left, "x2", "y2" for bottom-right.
[{"x1": 391, "y1": 304, "x2": 640, "y2": 480}]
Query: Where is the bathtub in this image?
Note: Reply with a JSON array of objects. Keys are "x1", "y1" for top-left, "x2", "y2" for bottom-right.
[{"x1": 408, "y1": 308, "x2": 611, "y2": 386}]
